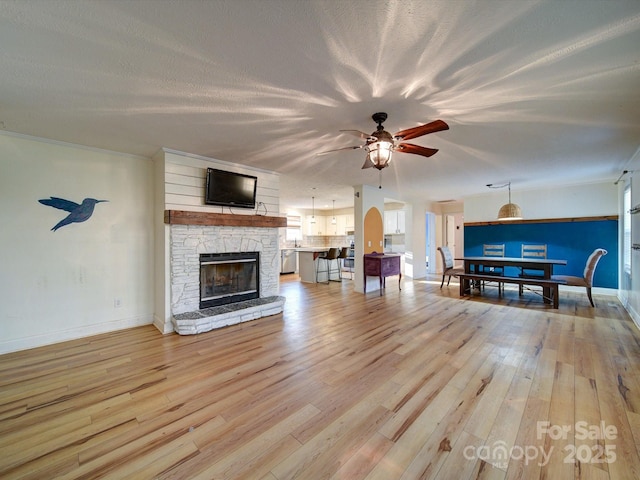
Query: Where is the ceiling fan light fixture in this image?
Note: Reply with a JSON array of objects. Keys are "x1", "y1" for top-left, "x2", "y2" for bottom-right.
[
  {"x1": 322, "y1": 112, "x2": 448, "y2": 170},
  {"x1": 366, "y1": 140, "x2": 393, "y2": 170},
  {"x1": 364, "y1": 113, "x2": 394, "y2": 170}
]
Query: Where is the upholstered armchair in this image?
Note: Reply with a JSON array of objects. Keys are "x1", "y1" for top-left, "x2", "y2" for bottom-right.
[
  {"x1": 437, "y1": 246, "x2": 465, "y2": 288},
  {"x1": 552, "y1": 248, "x2": 607, "y2": 307}
]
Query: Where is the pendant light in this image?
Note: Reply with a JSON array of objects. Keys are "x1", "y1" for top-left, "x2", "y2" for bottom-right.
[
  {"x1": 331, "y1": 200, "x2": 337, "y2": 224},
  {"x1": 489, "y1": 182, "x2": 522, "y2": 221},
  {"x1": 310, "y1": 196, "x2": 316, "y2": 224}
]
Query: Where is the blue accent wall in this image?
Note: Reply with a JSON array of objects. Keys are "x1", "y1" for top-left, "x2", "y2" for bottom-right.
[{"x1": 464, "y1": 219, "x2": 618, "y2": 288}]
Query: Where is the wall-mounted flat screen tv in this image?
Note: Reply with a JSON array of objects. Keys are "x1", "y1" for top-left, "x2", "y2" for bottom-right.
[{"x1": 205, "y1": 168, "x2": 257, "y2": 209}]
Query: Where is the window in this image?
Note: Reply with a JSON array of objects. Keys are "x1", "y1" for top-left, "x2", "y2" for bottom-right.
[
  {"x1": 285, "y1": 215, "x2": 302, "y2": 242},
  {"x1": 624, "y1": 184, "x2": 631, "y2": 275}
]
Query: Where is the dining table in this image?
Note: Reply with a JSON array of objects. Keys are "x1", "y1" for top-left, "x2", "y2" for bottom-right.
[
  {"x1": 457, "y1": 256, "x2": 567, "y2": 276},
  {"x1": 456, "y1": 255, "x2": 567, "y2": 305}
]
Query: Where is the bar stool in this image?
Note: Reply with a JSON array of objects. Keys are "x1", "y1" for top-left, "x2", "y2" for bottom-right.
[
  {"x1": 337, "y1": 247, "x2": 350, "y2": 280},
  {"x1": 316, "y1": 248, "x2": 340, "y2": 283}
]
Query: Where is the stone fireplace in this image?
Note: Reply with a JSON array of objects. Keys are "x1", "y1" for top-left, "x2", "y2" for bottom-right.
[{"x1": 166, "y1": 214, "x2": 285, "y2": 334}]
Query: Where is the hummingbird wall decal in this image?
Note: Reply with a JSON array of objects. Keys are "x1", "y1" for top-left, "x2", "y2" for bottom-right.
[{"x1": 38, "y1": 197, "x2": 108, "y2": 231}]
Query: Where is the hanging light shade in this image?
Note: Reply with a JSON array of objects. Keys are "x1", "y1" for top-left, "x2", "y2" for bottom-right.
[
  {"x1": 498, "y1": 202, "x2": 523, "y2": 220},
  {"x1": 331, "y1": 200, "x2": 337, "y2": 224},
  {"x1": 310, "y1": 196, "x2": 316, "y2": 224},
  {"x1": 496, "y1": 182, "x2": 522, "y2": 221},
  {"x1": 365, "y1": 129, "x2": 394, "y2": 170}
]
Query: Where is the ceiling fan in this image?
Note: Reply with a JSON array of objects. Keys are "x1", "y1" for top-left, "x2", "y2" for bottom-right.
[{"x1": 317, "y1": 112, "x2": 449, "y2": 170}]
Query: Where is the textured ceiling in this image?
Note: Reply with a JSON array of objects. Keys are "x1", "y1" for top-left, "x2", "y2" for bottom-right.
[{"x1": 1, "y1": 0, "x2": 639, "y2": 211}]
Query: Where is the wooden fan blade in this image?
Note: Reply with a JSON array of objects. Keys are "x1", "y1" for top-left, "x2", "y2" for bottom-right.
[
  {"x1": 394, "y1": 119, "x2": 449, "y2": 141},
  {"x1": 361, "y1": 157, "x2": 375, "y2": 169},
  {"x1": 340, "y1": 129, "x2": 376, "y2": 141},
  {"x1": 316, "y1": 145, "x2": 364, "y2": 156},
  {"x1": 395, "y1": 143, "x2": 439, "y2": 157}
]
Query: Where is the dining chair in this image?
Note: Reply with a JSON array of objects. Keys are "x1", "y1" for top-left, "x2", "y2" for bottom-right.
[
  {"x1": 552, "y1": 248, "x2": 607, "y2": 307},
  {"x1": 519, "y1": 244, "x2": 547, "y2": 295},
  {"x1": 483, "y1": 244, "x2": 505, "y2": 257},
  {"x1": 437, "y1": 246, "x2": 465, "y2": 288},
  {"x1": 521, "y1": 244, "x2": 547, "y2": 259},
  {"x1": 481, "y1": 243, "x2": 505, "y2": 292}
]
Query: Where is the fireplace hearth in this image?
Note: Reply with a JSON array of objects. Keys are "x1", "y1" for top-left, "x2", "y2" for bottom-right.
[
  {"x1": 167, "y1": 223, "x2": 282, "y2": 335},
  {"x1": 200, "y1": 252, "x2": 260, "y2": 309}
]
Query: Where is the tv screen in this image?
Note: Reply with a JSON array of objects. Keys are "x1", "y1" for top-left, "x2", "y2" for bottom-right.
[{"x1": 205, "y1": 168, "x2": 257, "y2": 209}]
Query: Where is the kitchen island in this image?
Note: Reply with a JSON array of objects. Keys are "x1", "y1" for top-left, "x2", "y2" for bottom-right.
[{"x1": 296, "y1": 248, "x2": 330, "y2": 283}]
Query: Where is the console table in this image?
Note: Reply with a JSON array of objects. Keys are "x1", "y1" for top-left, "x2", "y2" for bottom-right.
[{"x1": 363, "y1": 253, "x2": 402, "y2": 296}]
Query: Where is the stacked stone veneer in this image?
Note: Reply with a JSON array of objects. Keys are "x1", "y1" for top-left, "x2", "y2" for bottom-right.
[{"x1": 170, "y1": 224, "x2": 282, "y2": 332}]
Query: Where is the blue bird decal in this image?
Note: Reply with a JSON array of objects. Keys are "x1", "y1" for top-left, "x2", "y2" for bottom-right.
[{"x1": 39, "y1": 197, "x2": 108, "y2": 231}]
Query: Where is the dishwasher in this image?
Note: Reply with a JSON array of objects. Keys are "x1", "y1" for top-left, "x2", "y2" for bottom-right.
[{"x1": 280, "y1": 249, "x2": 297, "y2": 274}]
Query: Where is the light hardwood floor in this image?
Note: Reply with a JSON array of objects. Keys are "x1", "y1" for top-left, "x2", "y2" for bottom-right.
[{"x1": 1, "y1": 275, "x2": 639, "y2": 479}]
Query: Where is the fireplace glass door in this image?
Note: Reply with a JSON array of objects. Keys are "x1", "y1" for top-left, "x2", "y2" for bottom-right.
[{"x1": 200, "y1": 252, "x2": 259, "y2": 308}]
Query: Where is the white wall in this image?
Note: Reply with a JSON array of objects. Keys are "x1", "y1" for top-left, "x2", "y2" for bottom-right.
[
  {"x1": 354, "y1": 184, "x2": 386, "y2": 293},
  {"x1": 0, "y1": 132, "x2": 154, "y2": 354},
  {"x1": 403, "y1": 202, "x2": 428, "y2": 279},
  {"x1": 464, "y1": 181, "x2": 618, "y2": 223}
]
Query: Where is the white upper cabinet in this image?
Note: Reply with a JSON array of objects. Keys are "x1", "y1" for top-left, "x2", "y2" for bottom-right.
[
  {"x1": 328, "y1": 215, "x2": 341, "y2": 236},
  {"x1": 304, "y1": 215, "x2": 327, "y2": 236},
  {"x1": 343, "y1": 214, "x2": 354, "y2": 232},
  {"x1": 303, "y1": 212, "x2": 355, "y2": 236},
  {"x1": 384, "y1": 210, "x2": 405, "y2": 234}
]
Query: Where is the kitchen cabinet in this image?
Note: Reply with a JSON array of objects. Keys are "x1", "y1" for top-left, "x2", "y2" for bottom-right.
[
  {"x1": 336, "y1": 214, "x2": 355, "y2": 235},
  {"x1": 305, "y1": 214, "x2": 354, "y2": 236},
  {"x1": 384, "y1": 210, "x2": 405, "y2": 234},
  {"x1": 343, "y1": 214, "x2": 354, "y2": 233},
  {"x1": 332, "y1": 214, "x2": 347, "y2": 235},
  {"x1": 303, "y1": 213, "x2": 355, "y2": 236},
  {"x1": 325, "y1": 214, "x2": 354, "y2": 236},
  {"x1": 304, "y1": 215, "x2": 327, "y2": 236},
  {"x1": 327, "y1": 215, "x2": 340, "y2": 236}
]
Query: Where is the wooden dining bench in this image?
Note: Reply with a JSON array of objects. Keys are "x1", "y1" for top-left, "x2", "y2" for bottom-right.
[{"x1": 458, "y1": 273, "x2": 565, "y2": 308}]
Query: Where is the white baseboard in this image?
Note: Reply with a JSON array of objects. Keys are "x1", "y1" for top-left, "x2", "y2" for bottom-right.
[
  {"x1": 0, "y1": 315, "x2": 153, "y2": 355},
  {"x1": 153, "y1": 314, "x2": 175, "y2": 334},
  {"x1": 618, "y1": 292, "x2": 640, "y2": 331}
]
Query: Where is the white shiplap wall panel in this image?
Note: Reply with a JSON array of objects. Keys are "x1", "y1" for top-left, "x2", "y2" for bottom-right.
[
  {"x1": 166, "y1": 183, "x2": 204, "y2": 196},
  {"x1": 165, "y1": 171, "x2": 203, "y2": 188},
  {"x1": 165, "y1": 193, "x2": 203, "y2": 207},
  {"x1": 162, "y1": 149, "x2": 281, "y2": 216}
]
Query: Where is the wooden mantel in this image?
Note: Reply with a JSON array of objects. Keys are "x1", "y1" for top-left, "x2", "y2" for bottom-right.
[{"x1": 164, "y1": 210, "x2": 287, "y2": 228}]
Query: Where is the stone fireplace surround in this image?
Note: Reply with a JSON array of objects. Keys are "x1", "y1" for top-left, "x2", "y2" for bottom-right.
[{"x1": 169, "y1": 221, "x2": 284, "y2": 334}]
